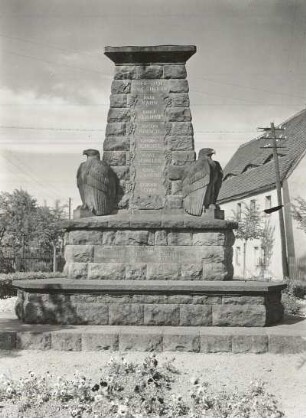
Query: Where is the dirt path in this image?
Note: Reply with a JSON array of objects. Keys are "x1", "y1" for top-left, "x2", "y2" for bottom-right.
[{"x1": 0, "y1": 350, "x2": 305, "y2": 417}]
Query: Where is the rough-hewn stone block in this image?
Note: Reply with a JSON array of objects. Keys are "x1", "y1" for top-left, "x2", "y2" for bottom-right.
[
  {"x1": 169, "y1": 93, "x2": 189, "y2": 107},
  {"x1": 155, "y1": 230, "x2": 167, "y2": 245},
  {"x1": 163, "y1": 64, "x2": 187, "y2": 79},
  {"x1": 114, "y1": 65, "x2": 137, "y2": 79},
  {"x1": 222, "y1": 296, "x2": 265, "y2": 305},
  {"x1": 76, "y1": 304, "x2": 109, "y2": 324},
  {"x1": 200, "y1": 334, "x2": 232, "y2": 353},
  {"x1": 192, "y1": 295, "x2": 222, "y2": 304},
  {"x1": 180, "y1": 305, "x2": 212, "y2": 326},
  {"x1": 232, "y1": 335, "x2": 268, "y2": 354},
  {"x1": 52, "y1": 332, "x2": 82, "y2": 351},
  {"x1": 168, "y1": 232, "x2": 192, "y2": 245},
  {"x1": 126, "y1": 263, "x2": 147, "y2": 280},
  {"x1": 266, "y1": 293, "x2": 281, "y2": 304},
  {"x1": 105, "y1": 122, "x2": 126, "y2": 136},
  {"x1": 268, "y1": 335, "x2": 306, "y2": 354},
  {"x1": 103, "y1": 136, "x2": 130, "y2": 151},
  {"x1": 137, "y1": 65, "x2": 163, "y2": 79},
  {"x1": 112, "y1": 166, "x2": 130, "y2": 180},
  {"x1": 171, "y1": 150, "x2": 195, "y2": 166},
  {"x1": 111, "y1": 80, "x2": 131, "y2": 94},
  {"x1": 103, "y1": 151, "x2": 127, "y2": 166},
  {"x1": 167, "y1": 135, "x2": 193, "y2": 150},
  {"x1": 82, "y1": 331, "x2": 119, "y2": 351},
  {"x1": 17, "y1": 332, "x2": 51, "y2": 350},
  {"x1": 65, "y1": 245, "x2": 94, "y2": 263},
  {"x1": 68, "y1": 262, "x2": 88, "y2": 280},
  {"x1": 163, "y1": 331, "x2": 200, "y2": 352},
  {"x1": 88, "y1": 263, "x2": 125, "y2": 280},
  {"x1": 0, "y1": 332, "x2": 16, "y2": 350},
  {"x1": 181, "y1": 264, "x2": 203, "y2": 280},
  {"x1": 110, "y1": 94, "x2": 128, "y2": 108},
  {"x1": 193, "y1": 232, "x2": 225, "y2": 246},
  {"x1": 202, "y1": 262, "x2": 231, "y2": 281},
  {"x1": 166, "y1": 196, "x2": 183, "y2": 209},
  {"x1": 167, "y1": 107, "x2": 191, "y2": 122},
  {"x1": 170, "y1": 123, "x2": 194, "y2": 137},
  {"x1": 107, "y1": 108, "x2": 130, "y2": 122},
  {"x1": 167, "y1": 295, "x2": 193, "y2": 304},
  {"x1": 212, "y1": 305, "x2": 266, "y2": 327},
  {"x1": 102, "y1": 231, "x2": 116, "y2": 245},
  {"x1": 115, "y1": 230, "x2": 153, "y2": 245},
  {"x1": 147, "y1": 263, "x2": 180, "y2": 280},
  {"x1": 168, "y1": 165, "x2": 185, "y2": 180},
  {"x1": 119, "y1": 330, "x2": 163, "y2": 352},
  {"x1": 168, "y1": 79, "x2": 189, "y2": 93},
  {"x1": 171, "y1": 180, "x2": 182, "y2": 194},
  {"x1": 68, "y1": 230, "x2": 103, "y2": 245},
  {"x1": 144, "y1": 304, "x2": 180, "y2": 325},
  {"x1": 266, "y1": 304, "x2": 284, "y2": 325},
  {"x1": 109, "y1": 304, "x2": 144, "y2": 325}
]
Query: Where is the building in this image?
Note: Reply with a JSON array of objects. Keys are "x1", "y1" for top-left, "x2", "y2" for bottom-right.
[{"x1": 218, "y1": 109, "x2": 306, "y2": 280}]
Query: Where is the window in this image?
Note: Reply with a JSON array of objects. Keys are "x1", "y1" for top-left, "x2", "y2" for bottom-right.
[
  {"x1": 236, "y1": 247, "x2": 241, "y2": 266},
  {"x1": 265, "y1": 195, "x2": 272, "y2": 210},
  {"x1": 236, "y1": 203, "x2": 242, "y2": 221},
  {"x1": 250, "y1": 199, "x2": 256, "y2": 211}
]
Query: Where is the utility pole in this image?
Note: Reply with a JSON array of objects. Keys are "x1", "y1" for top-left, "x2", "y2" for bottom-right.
[
  {"x1": 258, "y1": 122, "x2": 289, "y2": 279},
  {"x1": 68, "y1": 198, "x2": 72, "y2": 220}
]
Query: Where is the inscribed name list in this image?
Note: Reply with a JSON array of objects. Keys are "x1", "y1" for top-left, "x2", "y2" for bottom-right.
[{"x1": 131, "y1": 80, "x2": 168, "y2": 201}]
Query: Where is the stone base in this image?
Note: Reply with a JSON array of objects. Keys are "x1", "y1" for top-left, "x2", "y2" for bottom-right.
[
  {"x1": 63, "y1": 212, "x2": 236, "y2": 281},
  {"x1": 13, "y1": 279, "x2": 286, "y2": 327}
]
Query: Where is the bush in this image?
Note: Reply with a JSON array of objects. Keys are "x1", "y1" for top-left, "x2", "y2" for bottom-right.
[
  {"x1": 0, "y1": 271, "x2": 65, "y2": 299},
  {"x1": 0, "y1": 354, "x2": 284, "y2": 418},
  {"x1": 290, "y1": 280, "x2": 306, "y2": 299}
]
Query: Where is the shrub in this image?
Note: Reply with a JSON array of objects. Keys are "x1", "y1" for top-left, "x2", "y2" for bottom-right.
[
  {"x1": 0, "y1": 271, "x2": 65, "y2": 299},
  {"x1": 0, "y1": 354, "x2": 284, "y2": 418},
  {"x1": 290, "y1": 280, "x2": 306, "y2": 299}
]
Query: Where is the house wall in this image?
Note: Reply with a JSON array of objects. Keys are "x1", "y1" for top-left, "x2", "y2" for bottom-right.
[
  {"x1": 286, "y1": 152, "x2": 306, "y2": 279},
  {"x1": 220, "y1": 190, "x2": 283, "y2": 280}
]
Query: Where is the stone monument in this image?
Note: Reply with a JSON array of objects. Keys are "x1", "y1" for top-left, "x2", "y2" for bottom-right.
[{"x1": 14, "y1": 46, "x2": 286, "y2": 327}]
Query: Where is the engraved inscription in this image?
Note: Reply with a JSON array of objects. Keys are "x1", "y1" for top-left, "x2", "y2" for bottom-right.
[
  {"x1": 131, "y1": 80, "x2": 168, "y2": 94},
  {"x1": 95, "y1": 246, "x2": 215, "y2": 263}
]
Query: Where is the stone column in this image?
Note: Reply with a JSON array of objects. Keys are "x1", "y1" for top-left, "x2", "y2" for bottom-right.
[{"x1": 103, "y1": 45, "x2": 197, "y2": 210}]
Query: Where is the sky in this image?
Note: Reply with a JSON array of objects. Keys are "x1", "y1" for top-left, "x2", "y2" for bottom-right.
[{"x1": 1, "y1": 0, "x2": 306, "y2": 209}]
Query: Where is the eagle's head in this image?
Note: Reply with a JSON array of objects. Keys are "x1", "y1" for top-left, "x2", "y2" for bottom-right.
[
  {"x1": 83, "y1": 149, "x2": 101, "y2": 159},
  {"x1": 198, "y1": 148, "x2": 216, "y2": 159}
]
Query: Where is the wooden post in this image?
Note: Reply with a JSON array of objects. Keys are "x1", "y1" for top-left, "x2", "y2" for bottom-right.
[{"x1": 270, "y1": 122, "x2": 289, "y2": 279}]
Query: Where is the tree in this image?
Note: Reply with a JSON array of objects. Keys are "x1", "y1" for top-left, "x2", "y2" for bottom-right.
[
  {"x1": 260, "y1": 221, "x2": 275, "y2": 277},
  {"x1": 232, "y1": 203, "x2": 263, "y2": 277},
  {"x1": 292, "y1": 197, "x2": 306, "y2": 233},
  {"x1": 0, "y1": 189, "x2": 67, "y2": 272}
]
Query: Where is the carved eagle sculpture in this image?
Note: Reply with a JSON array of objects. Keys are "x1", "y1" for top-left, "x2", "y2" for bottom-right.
[
  {"x1": 77, "y1": 149, "x2": 117, "y2": 216},
  {"x1": 182, "y1": 148, "x2": 223, "y2": 216}
]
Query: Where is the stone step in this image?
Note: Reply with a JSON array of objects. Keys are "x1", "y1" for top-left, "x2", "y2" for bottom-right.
[{"x1": 1, "y1": 316, "x2": 305, "y2": 354}]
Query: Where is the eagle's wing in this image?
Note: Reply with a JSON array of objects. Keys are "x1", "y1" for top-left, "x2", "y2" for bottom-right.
[
  {"x1": 182, "y1": 158, "x2": 211, "y2": 216},
  {"x1": 83, "y1": 159, "x2": 117, "y2": 215},
  {"x1": 210, "y1": 161, "x2": 223, "y2": 204},
  {"x1": 76, "y1": 162, "x2": 86, "y2": 206}
]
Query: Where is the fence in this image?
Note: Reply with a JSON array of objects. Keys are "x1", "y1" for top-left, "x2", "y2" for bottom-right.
[{"x1": 0, "y1": 249, "x2": 65, "y2": 273}]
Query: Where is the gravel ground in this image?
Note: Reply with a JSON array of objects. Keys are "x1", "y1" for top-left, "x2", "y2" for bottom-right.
[
  {"x1": 0, "y1": 350, "x2": 306, "y2": 417},
  {"x1": 0, "y1": 297, "x2": 306, "y2": 417}
]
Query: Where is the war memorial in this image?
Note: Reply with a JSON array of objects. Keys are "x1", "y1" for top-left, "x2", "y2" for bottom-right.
[{"x1": 13, "y1": 46, "x2": 286, "y2": 330}]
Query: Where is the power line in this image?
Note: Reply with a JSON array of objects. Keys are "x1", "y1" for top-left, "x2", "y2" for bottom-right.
[{"x1": 2, "y1": 48, "x2": 111, "y2": 77}]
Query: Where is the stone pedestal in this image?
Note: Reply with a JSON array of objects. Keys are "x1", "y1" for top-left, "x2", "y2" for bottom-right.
[{"x1": 13, "y1": 46, "x2": 287, "y2": 328}]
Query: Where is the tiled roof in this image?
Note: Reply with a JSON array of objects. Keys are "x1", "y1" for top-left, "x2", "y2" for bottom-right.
[{"x1": 218, "y1": 109, "x2": 306, "y2": 203}]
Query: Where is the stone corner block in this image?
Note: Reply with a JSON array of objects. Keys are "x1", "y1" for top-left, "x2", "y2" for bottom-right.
[
  {"x1": 119, "y1": 330, "x2": 163, "y2": 352},
  {"x1": 51, "y1": 332, "x2": 82, "y2": 351},
  {"x1": 163, "y1": 331, "x2": 200, "y2": 352}
]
